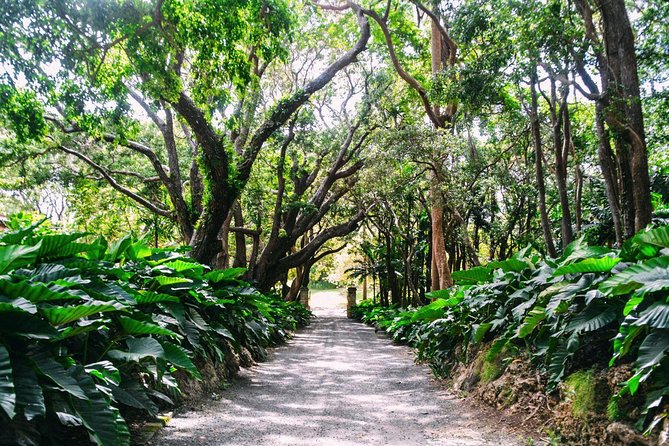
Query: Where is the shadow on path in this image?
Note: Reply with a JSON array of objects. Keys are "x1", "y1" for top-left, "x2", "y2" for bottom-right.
[{"x1": 154, "y1": 290, "x2": 524, "y2": 446}]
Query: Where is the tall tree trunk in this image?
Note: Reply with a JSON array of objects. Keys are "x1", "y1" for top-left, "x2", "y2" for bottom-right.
[
  {"x1": 430, "y1": 179, "x2": 453, "y2": 289},
  {"x1": 594, "y1": 0, "x2": 652, "y2": 231},
  {"x1": 595, "y1": 105, "x2": 623, "y2": 245},
  {"x1": 232, "y1": 202, "x2": 247, "y2": 268},
  {"x1": 552, "y1": 81, "x2": 573, "y2": 247},
  {"x1": 530, "y1": 72, "x2": 558, "y2": 257},
  {"x1": 384, "y1": 232, "x2": 401, "y2": 305}
]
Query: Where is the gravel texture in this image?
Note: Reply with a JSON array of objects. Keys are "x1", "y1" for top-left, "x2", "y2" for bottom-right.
[{"x1": 153, "y1": 291, "x2": 525, "y2": 446}]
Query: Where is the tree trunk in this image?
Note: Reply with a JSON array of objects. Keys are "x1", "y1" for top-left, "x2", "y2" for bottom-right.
[
  {"x1": 530, "y1": 72, "x2": 558, "y2": 257},
  {"x1": 232, "y1": 202, "x2": 247, "y2": 267},
  {"x1": 594, "y1": 0, "x2": 652, "y2": 231},
  {"x1": 430, "y1": 181, "x2": 453, "y2": 289},
  {"x1": 551, "y1": 81, "x2": 573, "y2": 248},
  {"x1": 595, "y1": 104, "x2": 623, "y2": 245},
  {"x1": 384, "y1": 232, "x2": 401, "y2": 305}
]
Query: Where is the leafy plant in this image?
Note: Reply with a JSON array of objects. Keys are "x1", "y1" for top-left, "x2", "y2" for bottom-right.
[
  {"x1": 352, "y1": 226, "x2": 669, "y2": 433},
  {"x1": 0, "y1": 224, "x2": 311, "y2": 445}
]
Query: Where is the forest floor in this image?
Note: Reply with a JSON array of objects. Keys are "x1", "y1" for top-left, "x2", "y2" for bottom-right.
[{"x1": 153, "y1": 290, "x2": 534, "y2": 446}]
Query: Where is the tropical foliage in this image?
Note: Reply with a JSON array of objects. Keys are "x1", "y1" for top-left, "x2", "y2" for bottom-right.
[
  {"x1": 352, "y1": 225, "x2": 669, "y2": 433},
  {"x1": 0, "y1": 222, "x2": 310, "y2": 446}
]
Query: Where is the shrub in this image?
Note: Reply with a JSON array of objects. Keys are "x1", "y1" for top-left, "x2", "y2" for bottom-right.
[
  {"x1": 351, "y1": 225, "x2": 669, "y2": 433},
  {"x1": 0, "y1": 224, "x2": 311, "y2": 445}
]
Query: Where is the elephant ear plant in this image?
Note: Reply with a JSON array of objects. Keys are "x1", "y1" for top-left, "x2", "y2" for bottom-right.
[
  {"x1": 0, "y1": 223, "x2": 311, "y2": 446},
  {"x1": 352, "y1": 225, "x2": 669, "y2": 435}
]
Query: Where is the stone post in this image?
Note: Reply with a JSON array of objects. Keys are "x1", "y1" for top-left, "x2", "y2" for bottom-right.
[
  {"x1": 298, "y1": 287, "x2": 310, "y2": 310},
  {"x1": 346, "y1": 286, "x2": 357, "y2": 318}
]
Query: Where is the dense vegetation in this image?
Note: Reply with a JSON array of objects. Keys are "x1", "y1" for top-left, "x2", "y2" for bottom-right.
[
  {"x1": 0, "y1": 0, "x2": 668, "y2": 442},
  {"x1": 352, "y1": 224, "x2": 669, "y2": 435},
  {"x1": 0, "y1": 221, "x2": 310, "y2": 446}
]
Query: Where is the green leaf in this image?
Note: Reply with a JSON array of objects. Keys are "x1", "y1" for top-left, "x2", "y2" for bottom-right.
[
  {"x1": 106, "y1": 236, "x2": 132, "y2": 262},
  {"x1": 159, "y1": 260, "x2": 204, "y2": 276},
  {"x1": 161, "y1": 342, "x2": 201, "y2": 379},
  {"x1": 553, "y1": 257, "x2": 621, "y2": 276},
  {"x1": 30, "y1": 349, "x2": 86, "y2": 399},
  {"x1": 107, "y1": 337, "x2": 165, "y2": 363},
  {"x1": 0, "y1": 241, "x2": 41, "y2": 274},
  {"x1": 125, "y1": 240, "x2": 152, "y2": 261},
  {"x1": 0, "y1": 280, "x2": 81, "y2": 303},
  {"x1": 85, "y1": 361, "x2": 120, "y2": 386},
  {"x1": 117, "y1": 316, "x2": 178, "y2": 337},
  {"x1": 636, "y1": 329, "x2": 669, "y2": 370},
  {"x1": 69, "y1": 366, "x2": 127, "y2": 446},
  {"x1": 451, "y1": 266, "x2": 492, "y2": 284},
  {"x1": 0, "y1": 306, "x2": 59, "y2": 339},
  {"x1": 151, "y1": 276, "x2": 192, "y2": 288},
  {"x1": 634, "y1": 303, "x2": 669, "y2": 329},
  {"x1": 488, "y1": 258, "x2": 530, "y2": 272},
  {"x1": 41, "y1": 302, "x2": 119, "y2": 325},
  {"x1": 560, "y1": 237, "x2": 612, "y2": 263},
  {"x1": 424, "y1": 289, "x2": 451, "y2": 299},
  {"x1": 637, "y1": 226, "x2": 669, "y2": 249},
  {"x1": 566, "y1": 301, "x2": 618, "y2": 334},
  {"x1": 517, "y1": 307, "x2": 546, "y2": 338},
  {"x1": 600, "y1": 256, "x2": 669, "y2": 296},
  {"x1": 624, "y1": 293, "x2": 646, "y2": 316},
  {"x1": 0, "y1": 345, "x2": 16, "y2": 419},
  {"x1": 13, "y1": 358, "x2": 45, "y2": 421},
  {"x1": 411, "y1": 297, "x2": 461, "y2": 322},
  {"x1": 32, "y1": 233, "x2": 88, "y2": 259},
  {"x1": 134, "y1": 291, "x2": 180, "y2": 304},
  {"x1": 204, "y1": 267, "x2": 247, "y2": 283},
  {"x1": 473, "y1": 322, "x2": 493, "y2": 343}
]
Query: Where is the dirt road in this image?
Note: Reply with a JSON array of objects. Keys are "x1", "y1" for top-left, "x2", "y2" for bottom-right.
[{"x1": 154, "y1": 290, "x2": 524, "y2": 446}]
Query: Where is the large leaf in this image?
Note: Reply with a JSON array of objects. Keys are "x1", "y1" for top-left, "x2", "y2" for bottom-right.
[
  {"x1": 31, "y1": 233, "x2": 87, "y2": 259},
  {"x1": 0, "y1": 306, "x2": 59, "y2": 339},
  {"x1": 0, "y1": 345, "x2": 16, "y2": 419},
  {"x1": 13, "y1": 358, "x2": 45, "y2": 421},
  {"x1": 517, "y1": 307, "x2": 546, "y2": 338},
  {"x1": 488, "y1": 258, "x2": 530, "y2": 272},
  {"x1": 41, "y1": 302, "x2": 120, "y2": 325},
  {"x1": 134, "y1": 291, "x2": 180, "y2": 304},
  {"x1": 634, "y1": 303, "x2": 669, "y2": 329},
  {"x1": 117, "y1": 316, "x2": 178, "y2": 337},
  {"x1": 637, "y1": 226, "x2": 669, "y2": 249},
  {"x1": 0, "y1": 242, "x2": 41, "y2": 274},
  {"x1": 566, "y1": 301, "x2": 618, "y2": 334},
  {"x1": 160, "y1": 342, "x2": 201, "y2": 379},
  {"x1": 0, "y1": 280, "x2": 81, "y2": 303},
  {"x1": 107, "y1": 337, "x2": 165, "y2": 363},
  {"x1": 600, "y1": 256, "x2": 669, "y2": 296},
  {"x1": 125, "y1": 240, "x2": 152, "y2": 261},
  {"x1": 151, "y1": 276, "x2": 192, "y2": 289},
  {"x1": 204, "y1": 267, "x2": 247, "y2": 283},
  {"x1": 30, "y1": 349, "x2": 86, "y2": 399},
  {"x1": 159, "y1": 260, "x2": 204, "y2": 276},
  {"x1": 110, "y1": 380, "x2": 157, "y2": 414},
  {"x1": 106, "y1": 236, "x2": 132, "y2": 262},
  {"x1": 451, "y1": 266, "x2": 492, "y2": 284},
  {"x1": 560, "y1": 237, "x2": 612, "y2": 263},
  {"x1": 553, "y1": 256, "x2": 621, "y2": 276},
  {"x1": 636, "y1": 329, "x2": 669, "y2": 370},
  {"x1": 69, "y1": 366, "x2": 127, "y2": 446}
]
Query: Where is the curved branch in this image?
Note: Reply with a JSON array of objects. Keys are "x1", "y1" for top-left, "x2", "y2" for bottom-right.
[
  {"x1": 56, "y1": 144, "x2": 172, "y2": 217},
  {"x1": 362, "y1": 8, "x2": 442, "y2": 127}
]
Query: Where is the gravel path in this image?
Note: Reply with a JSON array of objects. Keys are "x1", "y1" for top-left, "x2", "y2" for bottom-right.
[{"x1": 154, "y1": 291, "x2": 525, "y2": 446}]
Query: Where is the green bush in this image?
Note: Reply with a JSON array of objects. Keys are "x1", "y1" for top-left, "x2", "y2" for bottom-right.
[
  {"x1": 351, "y1": 225, "x2": 669, "y2": 433},
  {"x1": 0, "y1": 224, "x2": 311, "y2": 445}
]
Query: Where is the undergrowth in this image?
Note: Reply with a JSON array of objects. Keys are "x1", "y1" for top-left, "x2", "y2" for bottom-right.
[
  {"x1": 0, "y1": 221, "x2": 311, "y2": 445},
  {"x1": 352, "y1": 225, "x2": 669, "y2": 435}
]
